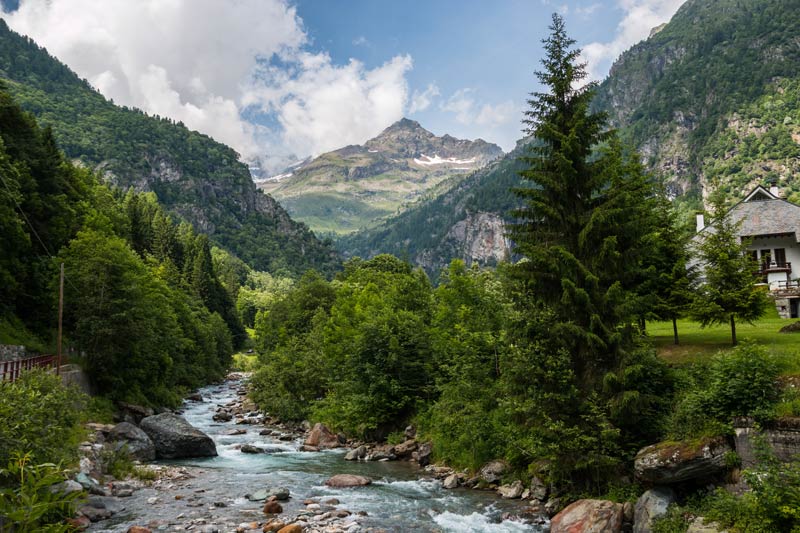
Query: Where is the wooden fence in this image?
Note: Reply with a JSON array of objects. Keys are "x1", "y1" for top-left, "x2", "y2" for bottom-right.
[{"x1": 0, "y1": 354, "x2": 56, "y2": 382}]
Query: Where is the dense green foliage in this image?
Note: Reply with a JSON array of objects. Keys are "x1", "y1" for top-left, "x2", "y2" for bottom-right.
[
  {"x1": 0, "y1": 87, "x2": 239, "y2": 405},
  {"x1": 0, "y1": 370, "x2": 86, "y2": 466},
  {"x1": 594, "y1": 0, "x2": 800, "y2": 203},
  {"x1": 666, "y1": 344, "x2": 781, "y2": 439},
  {"x1": 0, "y1": 453, "x2": 84, "y2": 532},
  {"x1": 0, "y1": 19, "x2": 338, "y2": 277}
]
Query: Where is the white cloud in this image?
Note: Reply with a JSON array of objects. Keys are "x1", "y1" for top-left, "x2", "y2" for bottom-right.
[
  {"x1": 409, "y1": 83, "x2": 440, "y2": 114},
  {"x1": 583, "y1": 0, "x2": 687, "y2": 80},
  {"x1": 575, "y1": 3, "x2": 602, "y2": 17},
  {"x1": 244, "y1": 53, "x2": 411, "y2": 158},
  {"x1": 441, "y1": 89, "x2": 516, "y2": 129},
  {"x1": 0, "y1": 0, "x2": 415, "y2": 171},
  {"x1": 352, "y1": 35, "x2": 369, "y2": 46}
]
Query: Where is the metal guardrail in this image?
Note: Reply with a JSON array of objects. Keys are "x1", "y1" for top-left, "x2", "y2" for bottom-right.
[{"x1": 0, "y1": 354, "x2": 56, "y2": 382}]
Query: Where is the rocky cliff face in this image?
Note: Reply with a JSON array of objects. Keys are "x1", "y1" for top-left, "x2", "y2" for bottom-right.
[
  {"x1": 258, "y1": 119, "x2": 503, "y2": 235},
  {"x1": 593, "y1": 0, "x2": 800, "y2": 203}
]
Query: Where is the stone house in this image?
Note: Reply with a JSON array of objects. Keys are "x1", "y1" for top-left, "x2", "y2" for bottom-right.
[{"x1": 695, "y1": 185, "x2": 800, "y2": 318}]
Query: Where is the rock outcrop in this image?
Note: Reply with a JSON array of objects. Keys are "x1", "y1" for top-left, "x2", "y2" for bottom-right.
[
  {"x1": 634, "y1": 437, "x2": 732, "y2": 484},
  {"x1": 140, "y1": 413, "x2": 217, "y2": 459}
]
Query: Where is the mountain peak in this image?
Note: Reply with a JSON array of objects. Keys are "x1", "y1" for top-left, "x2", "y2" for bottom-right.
[{"x1": 388, "y1": 117, "x2": 423, "y2": 130}]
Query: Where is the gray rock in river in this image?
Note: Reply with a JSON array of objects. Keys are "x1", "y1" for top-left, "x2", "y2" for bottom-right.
[
  {"x1": 140, "y1": 413, "x2": 217, "y2": 459},
  {"x1": 107, "y1": 421, "x2": 156, "y2": 461}
]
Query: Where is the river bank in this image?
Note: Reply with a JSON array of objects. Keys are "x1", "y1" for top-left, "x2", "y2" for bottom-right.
[{"x1": 84, "y1": 375, "x2": 545, "y2": 532}]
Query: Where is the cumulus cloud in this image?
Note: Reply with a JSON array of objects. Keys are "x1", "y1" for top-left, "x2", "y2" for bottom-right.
[
  {"x1": 441, "y1": 89, "x2": 516, "y2": 129},
  {"x1": 244, "y1": 53, "x2": 411, "y2": 157},
  {"x1": 0, "y1": 0, "x2": 414, "y2": 170},
  {"x1": 583, "y1": 0, "x2": 687, "y2": 80},
  {"x1": 409, "y1": 83, "x2": 440, "y2": 114}
]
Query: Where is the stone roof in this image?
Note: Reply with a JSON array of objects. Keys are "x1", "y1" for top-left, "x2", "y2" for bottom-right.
[{"x1": 729, "y1": 197, "x2": 800, "y2": 242}]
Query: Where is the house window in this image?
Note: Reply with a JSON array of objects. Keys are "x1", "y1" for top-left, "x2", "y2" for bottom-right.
[{"x1": 775, "y1": 248, "x2": 786, "y2": 267}]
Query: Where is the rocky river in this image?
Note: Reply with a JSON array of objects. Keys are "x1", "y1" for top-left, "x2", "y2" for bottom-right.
[{"x1": 86, "y1": 377, "x2": 545, "y2": 533}]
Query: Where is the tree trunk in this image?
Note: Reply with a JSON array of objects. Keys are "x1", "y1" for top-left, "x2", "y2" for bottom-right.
[
  {"x1": 672, "y1": 317, "x2": 679, "y2": 345},
  {"x1": 730, "y1": 314, "x2": 737, "y2": 346}
]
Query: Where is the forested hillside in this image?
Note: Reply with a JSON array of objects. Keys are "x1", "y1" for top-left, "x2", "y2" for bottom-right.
[
  {"x1": 594, "y1": 0, "x2": 800, "y2": 204},
  {"x1": 0, "y1": 20, "x2": 339, "y2": 277},
  {"x1": 0, "y1": 86, "x2": 243, "y2": 405}
]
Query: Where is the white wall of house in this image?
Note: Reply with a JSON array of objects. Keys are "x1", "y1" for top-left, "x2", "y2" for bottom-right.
[{"x1": 745, "y1": 235, "x2": 800, "y2": 289}]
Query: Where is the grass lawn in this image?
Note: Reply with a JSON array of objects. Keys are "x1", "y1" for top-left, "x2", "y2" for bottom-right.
[{"x1": 648, "y1": 312, "x2": 800, "y2": 372}]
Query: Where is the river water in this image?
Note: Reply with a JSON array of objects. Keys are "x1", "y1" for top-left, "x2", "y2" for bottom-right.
[{"x1": 90, "y1": 378, "x2": 545, "y2": 532}]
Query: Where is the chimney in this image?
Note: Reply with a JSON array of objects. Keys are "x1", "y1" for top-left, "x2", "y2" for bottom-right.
[
  {"x1": 696, "y1": 213, "x2": 705, "y2": 232},
  {"x1": 770, "y1": 184, "x2": 780, "y2": 197}
]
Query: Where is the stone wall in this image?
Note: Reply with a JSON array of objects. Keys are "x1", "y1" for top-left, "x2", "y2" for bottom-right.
[
  {"x1": 734, "y1": 416, "x2": 800, "y2": 467},
  {"x1": 0, "y1": 344, "x2": 26, "y2": 362}
]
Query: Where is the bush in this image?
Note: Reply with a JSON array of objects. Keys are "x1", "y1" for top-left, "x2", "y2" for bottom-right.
[
  {"x1": 0, "y1": 453, "x2": 84, "y2": 532},
  {"x1": 0, "y1": 369, "x2": 87, "y2": 465},
  {"x1": 666, "y1": 343, "x2": 780, "y2": 439}
]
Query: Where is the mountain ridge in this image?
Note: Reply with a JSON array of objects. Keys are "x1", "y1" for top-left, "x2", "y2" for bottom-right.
[
  {"x1": 258, "y1": 118, "x2": 503, "y2": 235},
  {"x1": 0, "y1": 19, "x2": 339, "y2": 276}
]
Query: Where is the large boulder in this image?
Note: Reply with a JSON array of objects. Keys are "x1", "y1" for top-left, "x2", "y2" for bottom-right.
[
  {"x1": 304, "y1": 423, "x2": 342, "y2": 449},
  {"x1": 634, "y1": 437, "x2": 731, "y2": 484},
  {"x1": 550, "y1": 499, "x2": 623, "y2": 533},
  {"x1": 634, "y1": 487, "x2": 676, "y2": 533},
  {"x1": 478, "y1": 460, "x2": 509, "y2": 484},
  {"x1": 324, "y1": 474, "x2": 372, "y2": 488},
  {"x1": 107, "y1": 422, "x2": 156, "y2": 462},
  {"x1": 139, "y1": 413, "x2": 217, "y2": 459}
]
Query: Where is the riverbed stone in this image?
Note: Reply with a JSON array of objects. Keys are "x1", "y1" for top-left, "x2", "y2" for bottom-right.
[
  {"x1": 442, "y1": 473, "x2": 459, "y2": 489},
  {"x1": 634, "y1": 437, "x2": 731, "y2": 484},
  {"x1": 393, "y1": 439, "x2": 418, "y2": 458},
  {"x1": 263, "y1": 500, "x2": 283, "y2": 515},
  {"x1": 241, "y1": 444, "x2": 264, "y2": 454},
  {"x1": 304, "y1": 423, "x2": 342, "y2": 449},
  {"x1": 212, "y1": 411, "x2": 232, "y2": 422},
  {"x1": 108, "y1": 422, "x2": 156, "y2": 462},
  {"x1": 497, "y1": 480, "x2": 524, "y2": 499},
  {"x1": 325, "y1": 474, "x2": 372, "y2": 488},
  {"x1": 634, "y1": 487, "x2": 676, "y2": 533},
  {"x1": 140, "y1": 413, "x2": 217, "y2": 459},
  {"x1": 550, "y1": 499, "x2": 623, "y2": 533},
  {"x1": 413, "y1": 441, "x2": 432, "y2": 466},
  {"x1": 478, "y1": 459, "x2": 509, "y2": 484},
  {"x1": 344, "y1": 445, "x2": 367, "y2": 461},
  {"x1": 276, "y1": 525, "x2": 302, "y2": 533},
  {"x1": 530, "y1": 475, "x2": 548, "y2": 501}
]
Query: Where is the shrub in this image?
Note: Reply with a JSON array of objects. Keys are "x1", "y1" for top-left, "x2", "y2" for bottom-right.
[
  {"x1": 0, "y1": 453, "x2": 84, "y2": 532},
  {"x1": 666, "y1": 343, "x2": 780, "y2": 439},
  {"x1": 0, "y1": 369, "x2": 87, "y2": 465}
]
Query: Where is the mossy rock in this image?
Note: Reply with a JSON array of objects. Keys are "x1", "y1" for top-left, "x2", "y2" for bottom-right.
[{"x1": 778, "y1": 321, "x2": 800, "y2": 333}]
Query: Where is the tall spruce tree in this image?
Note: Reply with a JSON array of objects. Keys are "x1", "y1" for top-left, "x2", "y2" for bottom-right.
[
  {"x1": 690, "y1": 199, "x2": 770, "y2": 345},
  {"x1": 511, "y1": 13, "x2": 658, "y2": 381}
]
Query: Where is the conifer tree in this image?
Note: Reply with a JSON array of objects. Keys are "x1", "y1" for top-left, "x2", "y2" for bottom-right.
[
  {"x1": 690, "y1": 199, "x2": 770, "y2": 345},
  {"x1": 511, "y1": 13, "x2": 658, "y2": 380}
]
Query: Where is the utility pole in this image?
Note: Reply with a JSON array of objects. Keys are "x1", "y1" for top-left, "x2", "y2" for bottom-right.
[{"x1": 57, "y1": 262, "x2": 64, "y2": 376}]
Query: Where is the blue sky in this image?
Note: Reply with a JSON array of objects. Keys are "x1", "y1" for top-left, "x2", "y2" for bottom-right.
[
  {"x1": 292, "y1": 0, "x2": 628, "y2": 148},
  {"x1": 1, "y1": 0, "x2": 686, "y2": 172}
]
